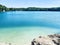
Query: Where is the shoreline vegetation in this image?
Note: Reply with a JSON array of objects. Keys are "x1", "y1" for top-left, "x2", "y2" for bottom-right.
[{"x1": 0, "y1": 4, "x2": 60, "y2": 12}]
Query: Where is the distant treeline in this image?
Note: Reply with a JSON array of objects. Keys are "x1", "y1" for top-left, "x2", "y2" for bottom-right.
[{"x1": 0, "y1": 4, "x2": 60, "y2": 12}]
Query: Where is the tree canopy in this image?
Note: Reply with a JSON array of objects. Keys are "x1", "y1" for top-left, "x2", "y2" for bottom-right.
[{"x1": 0, "y1": 4, "x2": 60, "y2": 12}]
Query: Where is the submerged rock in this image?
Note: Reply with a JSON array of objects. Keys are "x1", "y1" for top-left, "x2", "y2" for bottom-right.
[
  {"x1": 31, "y1": 34, "x2": 60, "y2": 45},
  {"x1": 0, "y1": 42, "x2": 15, "y2": 45}
]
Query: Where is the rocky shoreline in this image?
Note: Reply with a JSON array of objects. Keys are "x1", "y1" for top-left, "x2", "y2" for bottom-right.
[
  {"x1": 31, "y1": 34, "x2": 60, "y2": 45},
  {"x1": 0, "y1": 34, "x2": 60, "y2": 45}
]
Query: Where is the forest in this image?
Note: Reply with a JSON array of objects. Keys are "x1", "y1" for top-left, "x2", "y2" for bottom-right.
[{"x1": 0, "y1": 4, "x2": 60, "y2": 12}]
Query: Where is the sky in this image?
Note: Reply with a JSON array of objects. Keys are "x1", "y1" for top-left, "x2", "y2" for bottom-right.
[{"x1": 0, "y1": 0, "x2": 60, "y2": 8}]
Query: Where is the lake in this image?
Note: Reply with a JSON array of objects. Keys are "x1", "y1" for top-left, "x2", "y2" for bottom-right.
[{"x1": 0, "y1": 11, "x2": 60, "y2": 45}]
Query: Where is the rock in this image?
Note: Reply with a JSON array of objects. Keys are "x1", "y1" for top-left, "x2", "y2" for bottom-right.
[
  {"x1": 0, "y1": 42, "x2": 15, "y2": 45},
  {"x1": 0, "y1": 42, "x2": 9, "y2": 45},
  {"x1": 48, "y1": 34, "x2": 60, "y2": 38},
  {"x1": 31, "y1": 42, "x2": 34, "y2": 45},
  {"x1": 31, "y1": 34, "x2": 60, "y2": 45}
]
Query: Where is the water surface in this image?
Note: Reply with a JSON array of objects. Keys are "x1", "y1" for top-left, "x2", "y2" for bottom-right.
[{"x1": 0, "y1": 11, "x2": 60, "y2": 45}]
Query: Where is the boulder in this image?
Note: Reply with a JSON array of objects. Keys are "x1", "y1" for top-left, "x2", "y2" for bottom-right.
[{"x1": 31, "y1": 34, "x2": 60, "y2": 45}]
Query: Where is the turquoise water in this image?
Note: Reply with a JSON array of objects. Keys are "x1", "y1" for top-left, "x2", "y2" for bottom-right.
[{"x1": 0, "y1": 11, "x2": 60, "y2": 45}]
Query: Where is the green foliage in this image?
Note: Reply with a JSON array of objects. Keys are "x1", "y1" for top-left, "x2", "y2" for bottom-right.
[
  {"x1": 8, "y1": 7, "x2": 60, "y2": 11},
  {"x1": 0, "y1": 4, "x2": 60, "y2": 12},
  {"x1": 0, "y1": 4, "x2": 7, "y2": 12}
]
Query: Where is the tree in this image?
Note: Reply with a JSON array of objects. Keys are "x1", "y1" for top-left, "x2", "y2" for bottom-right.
[{"x1": 0, "y1": 4, "x2": 7, "y2": 12}]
